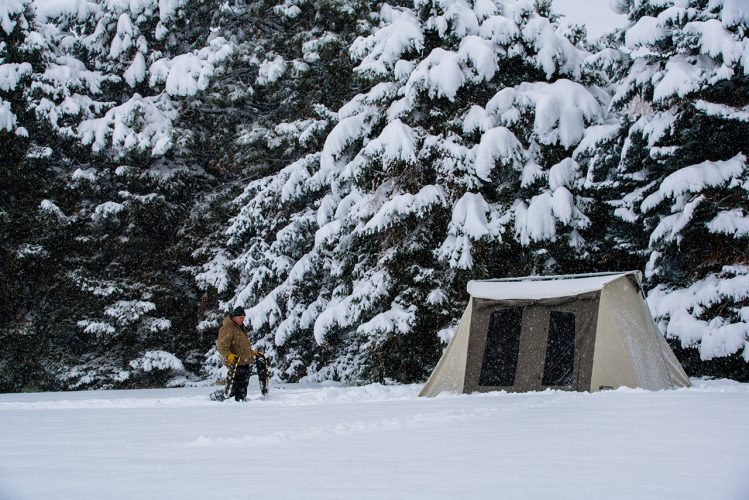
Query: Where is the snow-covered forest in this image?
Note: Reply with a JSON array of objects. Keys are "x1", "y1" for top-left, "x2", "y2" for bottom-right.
[{"x1": 1, "y1": 0, "x2": 747, "y2": 391}]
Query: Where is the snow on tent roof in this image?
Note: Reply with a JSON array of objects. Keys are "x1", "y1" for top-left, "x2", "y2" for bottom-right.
[{"x1": 467, "y1": 271, "x2": 641, "y2": 301}]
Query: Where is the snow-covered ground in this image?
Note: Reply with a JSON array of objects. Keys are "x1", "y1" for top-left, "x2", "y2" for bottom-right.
[{"x1": 1, "y1": 379, "x2": 748, "y2": 500}]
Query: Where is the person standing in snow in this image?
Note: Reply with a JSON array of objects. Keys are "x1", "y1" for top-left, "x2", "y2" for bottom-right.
[{"x1": 216, "y1": 306, "x2": 260, "y2": 401}]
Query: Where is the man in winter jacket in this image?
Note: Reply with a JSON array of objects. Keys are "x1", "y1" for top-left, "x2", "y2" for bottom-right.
[{"x1": 216, "y1": 306, "x2": 259, "y2": 401}]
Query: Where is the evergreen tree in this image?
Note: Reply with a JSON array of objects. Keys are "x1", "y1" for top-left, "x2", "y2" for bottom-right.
[
  {"x1": 604, "y1": 0, "x2": 749, "y2": 380},
  {"x1": 49, "y1": 0, "x2": 237, "y2": 388},
  {"x1": 219, "y1": 0, "x2": 616, "y2": 384},
  {"x1": 0, "y1": 0, "x2": 58, "y2": 390},
  {"x1": 192, "y1": 0, "x2": 384, "y2": 382},
  {"x1": 1, "y1": 0, "x2": 236, "y2": 389}
]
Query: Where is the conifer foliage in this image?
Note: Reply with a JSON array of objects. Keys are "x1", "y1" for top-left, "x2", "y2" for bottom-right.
[
  {"x1": 604, "y1": 0, "x2": 749, "y2": 378},
  {"x1": 222, "y1": 0, "x2": 617, "y2": 383},
  {"x1": 0, "y1": 0, "x2": 234, "y2": 390},
  {"x1": 0, "y1": 0, "x2": 747, "y2": 390}
]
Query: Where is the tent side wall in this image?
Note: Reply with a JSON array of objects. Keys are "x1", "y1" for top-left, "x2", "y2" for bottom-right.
[
  {"x1": 418, "y1": 300, "x2": 473, "y2": 397},
  {"x1": 590, "y1": 276, "x2": 691, "y2": 391}
]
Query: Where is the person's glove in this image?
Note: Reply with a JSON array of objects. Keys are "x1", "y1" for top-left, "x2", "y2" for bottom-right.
[{"x1": 227, "y1": 353, "x2": 238, "y2": 364}]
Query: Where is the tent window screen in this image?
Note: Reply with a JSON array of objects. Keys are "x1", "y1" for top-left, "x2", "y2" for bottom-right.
[
  {"x1": 542, "y1": 311, "x2": 576, "y2": 386},
  {"x1": 479, "y1": 307, "x2": 523, "y2": 386}
]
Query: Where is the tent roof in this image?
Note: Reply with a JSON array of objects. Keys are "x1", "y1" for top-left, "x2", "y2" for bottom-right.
[{"x1": 467, "y1": 271, "x2": 640, "y2": 301}]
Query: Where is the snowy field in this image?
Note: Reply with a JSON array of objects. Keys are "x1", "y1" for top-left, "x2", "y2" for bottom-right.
[{"x1": 1, "y1": 379, "x2": 748, "y2": 500}]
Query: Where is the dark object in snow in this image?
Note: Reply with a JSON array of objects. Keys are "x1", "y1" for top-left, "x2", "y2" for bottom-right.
[
  {"x1": 231, "y1": 365, "x2": 251, "y2": 400},
  {"x1": 255, "y1": 353, "x2": 270, "y2": 396},
  {"x1": 210, "y1": 356, "x2": 268, "y2": 401},
  {"x1": 210, "y1": 357, "x2": 240, "y2": 402}
]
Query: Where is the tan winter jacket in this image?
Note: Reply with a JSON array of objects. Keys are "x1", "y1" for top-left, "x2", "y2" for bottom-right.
[{"x1": 217, "y1": 316, "x2": 256, "y2": 367}]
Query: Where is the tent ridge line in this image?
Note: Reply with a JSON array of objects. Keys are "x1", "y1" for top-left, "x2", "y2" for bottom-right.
[{"x1": 472, "y1": 270, "x2": 640, "y2": 283}]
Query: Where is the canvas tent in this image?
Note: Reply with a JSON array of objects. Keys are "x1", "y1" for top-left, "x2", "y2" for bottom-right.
[{"x1": 420, "y1": 272, "x2": 690, "y2": 397}]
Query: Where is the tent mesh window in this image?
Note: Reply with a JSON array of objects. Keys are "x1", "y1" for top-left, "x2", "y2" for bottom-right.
[
  {"x1": 479, "y1": 307, "x2": 524, "y2": 386},
  {"x1": 542, "y1": 311, "x2": 576, "y2": 386}
]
